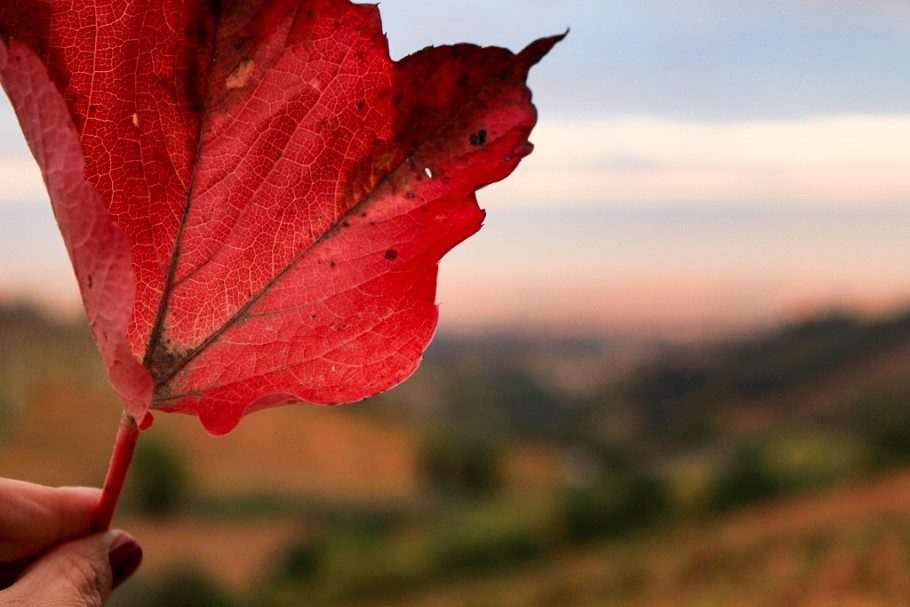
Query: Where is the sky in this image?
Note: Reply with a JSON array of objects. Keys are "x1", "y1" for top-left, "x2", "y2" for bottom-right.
[{"x1": 1, "y1": 1, "x2": 909, "y2": 338}]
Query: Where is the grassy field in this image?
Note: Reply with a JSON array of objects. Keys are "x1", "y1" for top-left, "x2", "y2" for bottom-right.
[
  {"x1": 368, "y1": 471, "x2": 910, "y2": 607},
  {"x1": 4, "y1": 304, "x2": 910, "y2": 605}
]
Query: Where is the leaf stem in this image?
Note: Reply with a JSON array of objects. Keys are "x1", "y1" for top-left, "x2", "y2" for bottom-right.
[{"x1": 93, "y1": 413, "x2": 140, "y2": 531}]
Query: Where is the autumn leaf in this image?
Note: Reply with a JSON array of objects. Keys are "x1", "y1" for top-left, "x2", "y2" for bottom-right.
[{"x1": 0, "y1": 0, "x2": 560, "y2": 524}]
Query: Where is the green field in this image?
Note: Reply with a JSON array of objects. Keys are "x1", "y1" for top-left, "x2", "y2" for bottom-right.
[{"x1": 4, "y1": 303, "x2": 910, "y2": 606}]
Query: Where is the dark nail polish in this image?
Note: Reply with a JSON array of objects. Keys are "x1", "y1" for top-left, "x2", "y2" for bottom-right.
[{"x1": 108, "y1": 534, "x2": 142, "y2": 589}]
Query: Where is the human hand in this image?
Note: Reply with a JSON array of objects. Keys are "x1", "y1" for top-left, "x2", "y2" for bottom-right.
[{"x1": 0, "y1": 478, "x2": 141, "y2": 606}]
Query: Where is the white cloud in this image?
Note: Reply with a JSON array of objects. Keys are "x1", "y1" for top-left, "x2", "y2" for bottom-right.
[
  {"x1": 3, "y1": 114, "x2": 908, "y2": 211},
  {"x1": 0, "y1": 156, "x2": 46, "y2": 203},
  {"x1": 489, "y1": 114, "x2": 910, "y2": 208}
]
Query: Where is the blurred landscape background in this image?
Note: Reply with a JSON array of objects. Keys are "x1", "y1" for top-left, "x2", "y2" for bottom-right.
[
  {"x1": 7, "y1": 305, "x2": 910, "y2": 606},
  {"x1": 2, "y1": 1, "x2": 910, "y2": 606}
]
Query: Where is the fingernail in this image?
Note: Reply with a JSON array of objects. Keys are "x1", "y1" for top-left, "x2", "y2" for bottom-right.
[{"x1": 108, "y1": 532, "x2": 142, "y2": 589}]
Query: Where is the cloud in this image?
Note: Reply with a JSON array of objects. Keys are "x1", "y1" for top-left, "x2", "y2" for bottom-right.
[
  {"x1": 3, "y1": 112, "x2": 908, "y2": 212},
  {"x1": 0, "y1": 156, "x2": 46, "y2": 203},
  {"x1": 487, "y1": 114, "x2": 910, "y2": 208}
]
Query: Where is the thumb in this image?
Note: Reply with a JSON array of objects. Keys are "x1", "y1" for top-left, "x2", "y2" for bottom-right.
[{"x1": 2, "y1": 530, "x2": 141, "y2": 607}]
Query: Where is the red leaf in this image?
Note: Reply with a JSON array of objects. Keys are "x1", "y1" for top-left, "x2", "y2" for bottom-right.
[
  {"x1": 0, "y1": 42, "x2": 153, "y2": 419},
  {"x1": 0, "y1": 1, "x2": 560, "y2": 435}
]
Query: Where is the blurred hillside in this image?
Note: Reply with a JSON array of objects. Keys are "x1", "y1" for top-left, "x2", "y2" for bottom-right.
[{"x1": 3, "y1": 303, "x2": 910, "y2": 606}]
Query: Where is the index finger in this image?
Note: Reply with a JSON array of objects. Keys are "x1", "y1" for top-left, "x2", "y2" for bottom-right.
[{"x1": 0, "y1": 478, "x2": 101, "y2": 562}]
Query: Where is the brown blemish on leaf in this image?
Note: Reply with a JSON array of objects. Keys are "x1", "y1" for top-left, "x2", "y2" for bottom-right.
[
  {"x1": 226, "y1": 57, "x2": 255, "y2": 90},
  {"x1": 384, "y1": 248, "x2": 398, "y2": 260},
  {"x1": 343, "y1": 148, "x2": 399, "y2": 206},
  {"x1": 147, "y1": 340, "x2": 191, "y2": 396},
  {"x1": 469, "y1": 129, "x2": 487, "y2": 146}
]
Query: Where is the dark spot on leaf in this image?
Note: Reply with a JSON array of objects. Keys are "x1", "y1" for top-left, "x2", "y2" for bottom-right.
[
  {"x1": 195, "y1": 23, "x2": 209, "y2": 44},
  {"x1": 356, "y1": 100, "x2": 364, "y2": 110},
  {"x1": 183, "y1": 60, "x2": 205, "y2": 113},
  {"x1": 341, "y1": 220, "x2": 351, "y2": 228},
  {"x1": 87, "y1": 274, "x2": 94, "y2": 288},
  {"x1": 329, "y1": 260, "x2": 337, "y2": 269},
  {"x1": 384, "y1": 249, "x2": 398, "y2": 261},
  {"x1": 147, "y1": 340, "x2": 191, "y2": 393},
  {"x1": 89, "y1": 104, "x2": 98, "y2": 113},
  {"x1": 310, "y1": 313, "x2": 317, "y2": 320},
  {"x1": 469, "y1": 129, "x2": 487, "y2": 146},
  {"x1": 405, "y1": 191, "x2": 415, "y2": 199}
]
